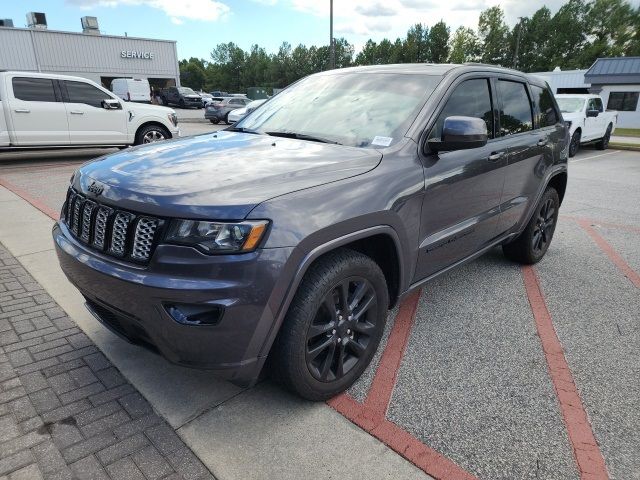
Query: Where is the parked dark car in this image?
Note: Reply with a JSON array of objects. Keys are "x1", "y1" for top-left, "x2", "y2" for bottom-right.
[
  {"x1": 53, "y1": 64, "x2": 568, "y2": 400},
  {"x1": 160, "y1": 86, "x2": 202, "y2": 109},
  {"x1": 204, "y1": 96, "x2": 252, "y2": 124}
]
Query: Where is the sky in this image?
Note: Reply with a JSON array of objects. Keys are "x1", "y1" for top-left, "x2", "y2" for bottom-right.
[{"x1": 3, "y1": 0, "x2": 639, "y2": 61}]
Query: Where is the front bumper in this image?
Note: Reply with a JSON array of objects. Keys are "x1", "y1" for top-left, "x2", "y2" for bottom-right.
[{"x1": 53, "y1": 222, "x2": 293, "y2": 385}]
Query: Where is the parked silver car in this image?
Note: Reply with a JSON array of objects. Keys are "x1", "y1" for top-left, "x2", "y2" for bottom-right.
[
  {"x1": 204, "y1": 96, "x2": 252, "y2": 124},
  {"x1": 227, "y1": 99, "x2": 267, "y2": 123}
]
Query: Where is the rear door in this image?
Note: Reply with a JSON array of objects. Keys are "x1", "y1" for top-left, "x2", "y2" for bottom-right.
[
  {"x1": 62, "y1": 80, "x2": 128, "y2": 145},
  {"x1": 414, "y1": 76, "x2": 508, "y2": 280},
  {"x1": 495, "y1": 79, "x2": 554, "y2": 234},
  {"x1": 6, "y1": 76, "x2": 69, "y2": 146}
]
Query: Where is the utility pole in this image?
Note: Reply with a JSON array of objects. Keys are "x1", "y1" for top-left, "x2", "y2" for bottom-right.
[
  {"x1": 329, "y1": 0, "x2": 335, "y2": 70},
  {"x1": 513, "y1": 17, "x2": 523, "y2": 69}
]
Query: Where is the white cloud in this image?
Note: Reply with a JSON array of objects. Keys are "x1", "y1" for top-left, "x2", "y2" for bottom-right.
[
  {"x1": 354, "y1": 3, "x2": 396, "y2": 17},
  {"x1": 65, "y1": 0, "x2": 230, "y2": 23}
]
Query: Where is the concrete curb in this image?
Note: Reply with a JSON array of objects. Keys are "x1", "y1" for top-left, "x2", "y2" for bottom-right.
[{"x1": 609, "y1": 143, "x2": 640, "y2": 152}]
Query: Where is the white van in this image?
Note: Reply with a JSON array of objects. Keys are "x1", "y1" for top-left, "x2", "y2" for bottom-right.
[{"x1": 110, "y1": 78, "x2": 151, "y2": 103}]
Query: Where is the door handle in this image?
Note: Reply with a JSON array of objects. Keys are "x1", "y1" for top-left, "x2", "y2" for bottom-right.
[
  {"x1": 14, "y1": 108, "x2": 30, "y2": 113},
  {"x1": 488, "y1": 151, "x2": 505, "y2": 162},
  {"x1": 70, "y1": 111, "x2": 84, "y2": 115},
  {"x1": 537, "y1": 138, "x2": 548, "y2": 146}
]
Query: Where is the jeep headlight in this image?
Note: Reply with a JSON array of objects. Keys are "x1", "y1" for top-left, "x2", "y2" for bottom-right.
[{"x1": 165, "y1": 219, "x2": 268, "y2": 253}]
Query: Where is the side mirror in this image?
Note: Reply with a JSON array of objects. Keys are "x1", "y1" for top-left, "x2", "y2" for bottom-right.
[
  {"x1": 102, "y1": 99, "x2": 121, "y2": 110},
  {"x1": 428, "y1": 116, "x2": 488, "y2": 152},
  {"x1": 586, "y1": 109, "x2": 599, "y2": 117}
]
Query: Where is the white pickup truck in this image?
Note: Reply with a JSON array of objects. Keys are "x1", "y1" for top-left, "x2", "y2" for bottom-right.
[
  {"x1": 555, "y1": 94, "x2": 617, "y2": 157},
  {"x1": 0, "y1": 71, "x2": 179, "y2": 148}
]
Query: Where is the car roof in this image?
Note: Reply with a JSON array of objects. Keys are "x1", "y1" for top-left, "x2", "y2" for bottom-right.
[
  {"x1": 315, "y1": 63, "x2": 547, "y2": 86},
  {"x1": 555, "y1": 94, "x2": 598, "y2": 98},
  {"x1": 2, "y1": 70, "x2": 99, "y2": 83}
]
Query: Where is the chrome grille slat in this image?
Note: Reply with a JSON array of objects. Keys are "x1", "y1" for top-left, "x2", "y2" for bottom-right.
[
  {"x1": 62, "y1": 188, "x2": 160, "y2": 264},
  {"x1": 80, "y1": 201, "x2": 96, "y2": 243},
  {"x1": 109, "y1": 212, "x2": 134, "y2": 257},
  {"x1": 132, "y1": 217, "x2": 159, "y2": 261}
]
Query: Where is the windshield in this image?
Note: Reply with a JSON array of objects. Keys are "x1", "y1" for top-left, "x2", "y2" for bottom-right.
[
  {"x1": 178, "y1": 87, "x2": 196, "y2": 95},
  {"x1": 556, "y1": 97, "x2": 585, "y2": 113},
  {"x1": 237, "y1": 72, "x2": 441, "y2": 148}
]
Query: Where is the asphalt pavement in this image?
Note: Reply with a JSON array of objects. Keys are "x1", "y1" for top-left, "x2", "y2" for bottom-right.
[{"x1": 0, "y1": 141, "x2": 638, "y2": 480}]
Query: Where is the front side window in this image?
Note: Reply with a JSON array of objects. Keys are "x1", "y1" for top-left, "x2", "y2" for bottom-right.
[
  {"x1": 497, "y1": 80, "x2": 533, "y2": 135},
  {"x1": 607, "y1": 92, "x2": 639, "y2": 112},
  {"x1": 429, "y1": 78, "x2": 494, "y2": 140},
  {"x1": 238, "y1": 72, "x2": 442, "y2": 148},
  {"x1": 65, "y1": 81, "x2": 111, "y2": 108},
  {"x1": 531, "y1": 85, "x2": 559, "y2": 128},
  {"x1": 12, "y1": 77, "x2": 57, "y2": 102}
]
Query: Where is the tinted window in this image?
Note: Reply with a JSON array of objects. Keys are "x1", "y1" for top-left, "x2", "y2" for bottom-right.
[
  {"x1": 65, "y1": 81, "x2": 110, "y2": 108},
  {"x1": 431, "y1": 78, "x2": 494, "y2": 140},
  {"x1": 607, "y1": 92, "x2": 639, "y2": 112},
  {"x1": 531, "y1": 85, "x2": 558, "y2": 128},
  {"x1": 593, "y1": 97, "x2": 603, "y2": 112},
  {"x1": 497, "y1": 80, "x2": 532, "y2": 135},
  {"x1": 12, "y1": 77, "x2": 57, "y2": 102}
]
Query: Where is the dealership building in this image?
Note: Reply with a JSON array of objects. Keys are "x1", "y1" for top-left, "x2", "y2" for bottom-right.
[{"x1": 0, "y1": 13, "x2": 180, "y2": 91}]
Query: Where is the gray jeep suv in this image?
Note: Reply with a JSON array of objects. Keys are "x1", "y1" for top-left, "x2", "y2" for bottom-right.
[{"x1": 53, "y1": 64, "x2": 568, "y2": 400}]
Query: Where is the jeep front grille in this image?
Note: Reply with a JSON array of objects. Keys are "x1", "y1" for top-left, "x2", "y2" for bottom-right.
[{"x1": 62, "y1": 188, "x2": 163, "y2": 264}]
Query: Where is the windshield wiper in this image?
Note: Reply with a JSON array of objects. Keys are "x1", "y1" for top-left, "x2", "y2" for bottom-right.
[
  {"x1": 265, "y1": 131, "x2": 342, "y2": 145},
  {"x1": 226, "y1": 126, "x2": 261, "y2": 134}
]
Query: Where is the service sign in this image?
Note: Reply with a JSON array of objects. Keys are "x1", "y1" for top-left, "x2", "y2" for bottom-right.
[{"x1": 121, "y1": 50, "x2": 155, "y2": 60}]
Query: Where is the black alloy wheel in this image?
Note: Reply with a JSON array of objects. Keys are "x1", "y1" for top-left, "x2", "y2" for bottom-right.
[
  {"x1": 305, "y1": 277, "x2": 377, "y2": 382},
  {"x1": 531, "y1": 197, "x2": 556, "y2": 256}
]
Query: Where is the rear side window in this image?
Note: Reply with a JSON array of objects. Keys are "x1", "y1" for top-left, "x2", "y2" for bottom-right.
[
  {"x1": 431, "y1": 78, "x2": 494, "y2": 140},
  {"x1": 497, "y1": 80, "x2": 533, "y2": 135},
  {"x1": 12, "y1": 77, "x2": 57, "y2": 102},
  {"x1": 531, "y1": 85, "x2": 559, "y2": 128},
  {"x1": 607, "y1": 92, "x2": 639, "y2": 111},
  {"x1": 65, "y1": 81, "x2": 110, "y2": 108}
]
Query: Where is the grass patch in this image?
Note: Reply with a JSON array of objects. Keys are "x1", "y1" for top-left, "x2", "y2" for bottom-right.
[
  {"x1": 609, "y1": 142, "x2": 640, "y2": 151},
  {"x1": 613, "y1": 128, "x2": 640, "y2": 138}
]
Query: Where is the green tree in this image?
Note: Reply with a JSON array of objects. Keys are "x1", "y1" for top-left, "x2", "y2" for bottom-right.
[
  {"x1": 543, "y1": 0, "x2": 589, "y2": 70},
  {"x1": 510, "y1": 8, "x2": 553, "y2": 71},
  {"x1": 179, "y1": 58, "x2": 207, "y2": 90},
  {"x1": 478, "y1": 6, "x2": 510, "y2": 66},
  {"x1": 428, "y1": 20, "x2": 450, "y2": 63},
  {"x1": 448, "y1": 26, "x2": 481, "y2": 63},
  {"x1": 404, "y1": 24, "x2": 429, "y2": 62}
]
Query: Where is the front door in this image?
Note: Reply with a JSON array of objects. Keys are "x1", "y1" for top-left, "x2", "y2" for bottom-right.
[
  {"x1": 6, "y1": 76, "x2": 69, "y2": 146},
  {"x1": 414, "y1": 76, "x2": 508, "y2": 281},
  {"x1": 62, "y1": 80, "x2": 128, "y2": 145}
]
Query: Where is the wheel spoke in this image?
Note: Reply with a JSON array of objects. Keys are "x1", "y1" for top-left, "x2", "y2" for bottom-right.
[
  {"x1": 352, "y1": 321, "x2": 375, "y2": 335},
  {"x1": 353, "y1": 294, "x2": 375, "y2": 321},
  {"x1": 346, "y1": 339, "x2": 367, "y2": 357},
  {"x1": 308, "y1": 337, "x2": 334, "y2": 360},
  {"x1": 335, "y1": 342, "x2": 345, "y2": 378},
  {"x1": 532, "y1": 230, "x2": 542, "y2": 251},
  {"x1": 546, "y1": 206, "x2": 555, "y2": 221},
  {"x1": 322, "y1": 296, "x2": 338, "y2": 322},
  {"x1": 338, "y1": 280, "x2": 350, "y2": 315},
  {"x1": 308, "y1": 322, "x2": 334, "y2": 339},
  {"x1": 348, "y1": 281, "x2": 367, "y2": 311},
  {"x1": 318, "y1": 342, "x2": 336, "y2": 380}
]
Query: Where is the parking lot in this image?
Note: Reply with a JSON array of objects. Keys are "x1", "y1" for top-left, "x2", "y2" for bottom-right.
[{"x1": 1, "y1": 140, "x2": 639, "y2": 480}]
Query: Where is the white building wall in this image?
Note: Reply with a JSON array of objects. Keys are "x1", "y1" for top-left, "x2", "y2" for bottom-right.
[
  {"x1": 598, "y1": 84, "x2": 640, "y2": 129},
  {"x1": 0, "y1": 26, "x2": 179, "y2": 85}
]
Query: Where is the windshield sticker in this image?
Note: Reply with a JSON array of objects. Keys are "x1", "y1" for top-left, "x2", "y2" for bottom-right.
[{"x1": 371, "y1": 136, "x2": 393, "y2": 147}]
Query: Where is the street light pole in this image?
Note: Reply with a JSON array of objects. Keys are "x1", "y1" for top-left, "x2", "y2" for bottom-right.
[{"x1": 329, "y1": 0, "x2": 335, "y2": 70}]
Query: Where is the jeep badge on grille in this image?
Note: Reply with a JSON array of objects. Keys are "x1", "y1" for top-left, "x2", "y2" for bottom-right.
[{"x1": 87, "y1": 181, "x2": 104, "y2": 196}]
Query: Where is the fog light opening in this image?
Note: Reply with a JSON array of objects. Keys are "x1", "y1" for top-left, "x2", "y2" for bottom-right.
[{"x1": 164, "y1": 303, "x2": 224, "y2": 326}]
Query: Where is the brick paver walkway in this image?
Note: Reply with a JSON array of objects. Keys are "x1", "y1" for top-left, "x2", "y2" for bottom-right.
[{"x1": 0, "y1": 244, "x2": 215, "y2": 480}]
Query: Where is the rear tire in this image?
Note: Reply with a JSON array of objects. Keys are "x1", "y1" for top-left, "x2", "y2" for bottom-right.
[
  {"x1": 179, "y1": 99, "x2": 185, "y2": 109},
  {"x1": 209, "y1": 118, "x2": 219, "y2": 124},
  {"x1": 502, "y1": 187, "x2": 559, "y2": 265},
  {"x1": 270, "y1": 249, "x2": 389, "y2": 401},
  {"x1": 224, "y1": 113, "x2": 230, "y2": 124},
  {"x1": 596, "y1": 123, "x2": 612, "y2": 150},
  {"x1": 569, "y1": 130, "x2": 580, "y2": 157}
]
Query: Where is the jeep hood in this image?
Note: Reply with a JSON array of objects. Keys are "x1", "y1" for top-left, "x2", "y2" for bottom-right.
[{"x1": 75, "y1": 131, "x2": 382, "y2": 220}]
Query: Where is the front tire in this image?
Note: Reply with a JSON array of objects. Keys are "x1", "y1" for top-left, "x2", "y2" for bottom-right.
[
  {"x1": 596, "y1": 123, "x2": 612, "y2": 150},
  {"x1": 271, "y1": 249, "x2": 389, "y2": 401},
  {"x1": 209, "y1": 118, "x2": 219, "y2": 124},
  {"x1": 224, "y1": 113, "x2": 230, "y2": 125},
  {"x1": 502, "y1": 187, "x2": 559, "y2": 264},
  {"x1": 135, "y1": 124, "x2": 170, "y2": 145},
  {"x1": 569, "y1": 130, "x2": 580, "y2": 157}
]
